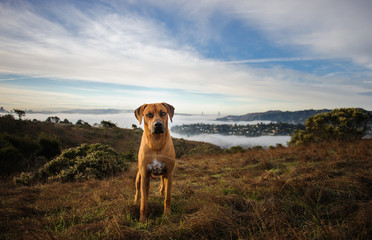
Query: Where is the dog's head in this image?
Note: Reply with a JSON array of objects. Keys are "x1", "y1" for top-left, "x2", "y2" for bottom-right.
[{"x1": 134, "y1": 102, "x2": 175, "y2": 135}]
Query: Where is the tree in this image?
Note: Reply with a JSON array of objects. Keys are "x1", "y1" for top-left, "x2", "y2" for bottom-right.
[
  {"x1": 100, "y1": 120, "x2": 117, "y2": 128},
  {"x1": 45, "y1": 116, "x2": 60, "y2": 123},
  {"x1": 13, "y1": 109, "x2": 25, "y2": 120},
  {"x1": 76, "y1": 119, "x2": 91, "y2": 127},
  {"x1": 289, "y1": 108, "x2": 371, "y2": 145},
  {"x1": 61, "y1": 119, "x2": 72, "y2": 124}
]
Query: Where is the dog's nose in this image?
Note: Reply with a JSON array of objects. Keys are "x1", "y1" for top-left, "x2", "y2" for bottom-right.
[
  {"x1": 153, "y1": 120, "x2": 165, "y2": 134},
  {"x1": 154, "y1": 121, "x2": 163, "y2": 127}
]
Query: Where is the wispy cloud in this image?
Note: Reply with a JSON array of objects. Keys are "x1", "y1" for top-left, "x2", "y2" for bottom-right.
[
  {"x1": 223, "y1": 57, "x2": 329, "y2": 64},
  {"x1": 155, "y1": 0, "x2": 372, "y2": 68},
  {"x1": 0, "y1": 0, "x2": 371, "y2": 113}
]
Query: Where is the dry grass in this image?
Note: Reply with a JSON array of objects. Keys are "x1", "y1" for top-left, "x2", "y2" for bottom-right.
[
  {"x1": 1, "y1": 140, "x2": 371, "y2": 239},
  {"x1": 0, "y1": 117, "x2": 142, "y2": 154}
]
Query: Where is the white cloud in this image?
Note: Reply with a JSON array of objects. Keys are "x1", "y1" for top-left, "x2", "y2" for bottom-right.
[
  {"x1": 247, "y1": 0, "x2": 372, "y2": 68},
  {"x1": 0, "y1": 0, "x2": 371, "y2": 113},
  {"x1": 153, "y1": 0, "x2": 372, "y2": 68}
]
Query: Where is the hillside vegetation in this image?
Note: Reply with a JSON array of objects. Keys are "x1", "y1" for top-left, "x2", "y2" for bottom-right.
[
  {"x1": 0, "y1": 116, "x2": 220, "y2": 177},
  {"x1": 290, "y1": 108, "x2": 371, "y2": 145},
  {"x1": 0, "y1": 114, "x2": 371, "y2": 239},
  {"x1": 0, "y1": 140, "x2": 371, "y2": 239}
]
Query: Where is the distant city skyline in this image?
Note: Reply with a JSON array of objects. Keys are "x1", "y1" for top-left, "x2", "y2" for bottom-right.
[{"x1": 1, "y1": 0, "x2": 372, "y2": 114}]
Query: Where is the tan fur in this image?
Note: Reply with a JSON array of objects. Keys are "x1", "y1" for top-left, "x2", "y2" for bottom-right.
[{"x1": 134, "y1": 102, "x2": 175, "y2": 223}]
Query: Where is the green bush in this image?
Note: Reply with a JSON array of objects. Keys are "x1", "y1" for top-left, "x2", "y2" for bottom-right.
[
  {"x1": 251, "y1": 146, "x2": 264, "y2": 151},
  {"x1": 37, "y1": 135, "x2": 61, "y2": 159},
  {"x1": 3, "y1": 134, "x2": 39, "y2": 159},
  {"x1": 290, "y1": 108, "x2": 371, "y2": 145},
  {"x1": 15, "y1": 144, "x2": 129, "y2": 184},
  {"x1": 13, "y1": 172, "x2": 35, "y2": 186},
  {"x1": 0, "y1": 146, "x2": 24, "y2": 177},
  {"x1": 228, "y1": 146, "x2": 245, "y2": 153},
  {"x1": 0, "y1": 133, "x2": 60, "y2": 176}
]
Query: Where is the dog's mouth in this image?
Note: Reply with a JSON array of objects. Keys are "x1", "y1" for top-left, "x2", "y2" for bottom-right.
[{"x1": 152, "y1": 127, "x2": 165, "y2": 135}]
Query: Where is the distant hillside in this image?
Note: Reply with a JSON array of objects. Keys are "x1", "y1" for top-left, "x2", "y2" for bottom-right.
[
  {"x1": 217, "y1": 109, "x2": 331, "y2": 124},
  {"x1": 0, "y1": 116, "x2": 221, "y2": 162},
  {"x1": 27, "y1": 108, "x2": 131, "y2": 114}
]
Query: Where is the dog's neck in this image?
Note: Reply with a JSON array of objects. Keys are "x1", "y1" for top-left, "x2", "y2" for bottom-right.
[{"x1": 144, "y1": 126, "x2": 169, "y2": 151}]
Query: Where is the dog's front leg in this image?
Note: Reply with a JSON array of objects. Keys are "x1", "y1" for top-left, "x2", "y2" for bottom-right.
[
  {"x1": 159, "y1": 175, "x2": 165, "y2": 197},
  {"x1": 163, "y1": 173, "x2": 172, "y2": 216},
  {"x1": 134, "y1": 171, "x2": 141, "y2": 203},
  {"x1": 139, "y1": 170, "x2": 150, "y2": 223}
]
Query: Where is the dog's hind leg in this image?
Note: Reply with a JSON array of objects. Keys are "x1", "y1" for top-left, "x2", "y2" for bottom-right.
[
  {"x1": 134, "y1": 171, "x2": 141, "y2": 203},
  {"x1": 163, "y1": 174, "x2": 172, "y2": 216}
]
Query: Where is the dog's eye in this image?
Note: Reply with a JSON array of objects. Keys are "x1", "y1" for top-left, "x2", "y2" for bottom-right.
[
  {"x1": 160, "y1": 111, "x2": 166, "y2": 117},
  {"x1": 146, "y1": 113, "x2": 153, "y2": 118}
]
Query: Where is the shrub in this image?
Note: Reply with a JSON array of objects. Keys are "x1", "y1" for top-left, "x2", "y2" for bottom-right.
[
  {"x1": 3, "y1": 134, "x2": 39, "y2": 159},
  {"x1": 61, "y1": 119, "x2": 72, "y2": 124},
  {"x1": 1, "y1": 114, "x2": 15, "y2": 120},
  {"x1": 15, "y1": 144, "x2": 130, "y2": 184},
  {"x1": 226, "y1": 145, "x2": 245, "y2": 154},
  {"x1": 0, "y1": 146, "x2": 24, "y2": 177},
  {"x1": 251, "y1": 146, "x2": 264, "y2": 151},
  {"x1": 289, "y1": 129, "x2": 315, "y2": 145},
  {"x1": 122, "y1": 151, "x2": 136, "y2": 162},
  {"x1": 37, "y1": 135, "x2": 61, "y2": 159},
  {"x1": 76, "y1": 119, "x2": 91, "y2": 127},
  {"x1": 13, "y1": 172, "x2": 35, "y2": 186},
  {"x1": 290, "y1": 108, "x2": 371, "y2": 145},
  {"x1": 100, "y1": 120, "x2": 117, "y2": 128},
  {"x1": 45, "y1": 116, "x2": 60, "y2": 123},
  {"x1": 0, "y1": 133, "x2": 61, "y2": 176}
]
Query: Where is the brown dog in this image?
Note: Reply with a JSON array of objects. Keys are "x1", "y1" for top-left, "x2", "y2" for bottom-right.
[{"x1": 134, "y1": 102, "x2": 175, "y2": 223}]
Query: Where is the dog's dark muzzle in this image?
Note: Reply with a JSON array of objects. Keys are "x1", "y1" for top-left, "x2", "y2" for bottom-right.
[{"x1": 152, "y1": 121, "x2": 165, "y2": 134}]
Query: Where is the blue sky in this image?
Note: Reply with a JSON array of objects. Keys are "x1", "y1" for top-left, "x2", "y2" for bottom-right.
[{"x1": 0, "y1": 0, "x2": 371, "y2": 114}]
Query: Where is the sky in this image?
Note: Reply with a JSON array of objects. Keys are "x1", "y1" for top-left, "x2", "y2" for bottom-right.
[{"x1": 0, "y1": 0, "x2": 372, "y2": 115}]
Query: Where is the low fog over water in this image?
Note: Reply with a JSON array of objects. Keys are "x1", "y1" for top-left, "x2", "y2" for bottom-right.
[{"x1": 172, "y1": 133, "x2": 290, "y2": 149}]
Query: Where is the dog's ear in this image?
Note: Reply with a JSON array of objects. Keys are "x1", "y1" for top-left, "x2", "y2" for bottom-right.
[
  {"x1": 162, "y1": 102, "x2": 175, "y2": 122},
  {"x1": 134, "y1": 104, "x2": 148, "y2": 125}
]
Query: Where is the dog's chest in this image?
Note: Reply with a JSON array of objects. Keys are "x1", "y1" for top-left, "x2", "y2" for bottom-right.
[{"x1": 147, "y1": 159, "x2": 166, "y2": 175}]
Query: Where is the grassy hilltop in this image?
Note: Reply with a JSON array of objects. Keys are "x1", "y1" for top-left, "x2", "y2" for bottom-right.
[
  {"x1": 0, "y1": 116, "x2": 219, "y2": 158},
  {"x1": 0, "y1": 116, "x2": 371, "y2": 239},
  {"x1": 0, "y1": 116, "x2": 220, "y2": 177}
]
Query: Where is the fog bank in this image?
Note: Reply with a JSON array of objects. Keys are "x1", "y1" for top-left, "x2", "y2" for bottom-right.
[{"x1": 171, "y1": 133, "x2": 291, "y2": 149}]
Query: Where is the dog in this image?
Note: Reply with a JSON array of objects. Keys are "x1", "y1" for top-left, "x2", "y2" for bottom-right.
[{"x1": 134, "y1": 102, "x2": 175, "y2": 223}]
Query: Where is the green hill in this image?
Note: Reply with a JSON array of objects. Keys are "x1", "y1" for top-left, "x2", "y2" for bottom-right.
[{"x1": 217, "y1": 109, "x2": 332, "y2": 123}]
